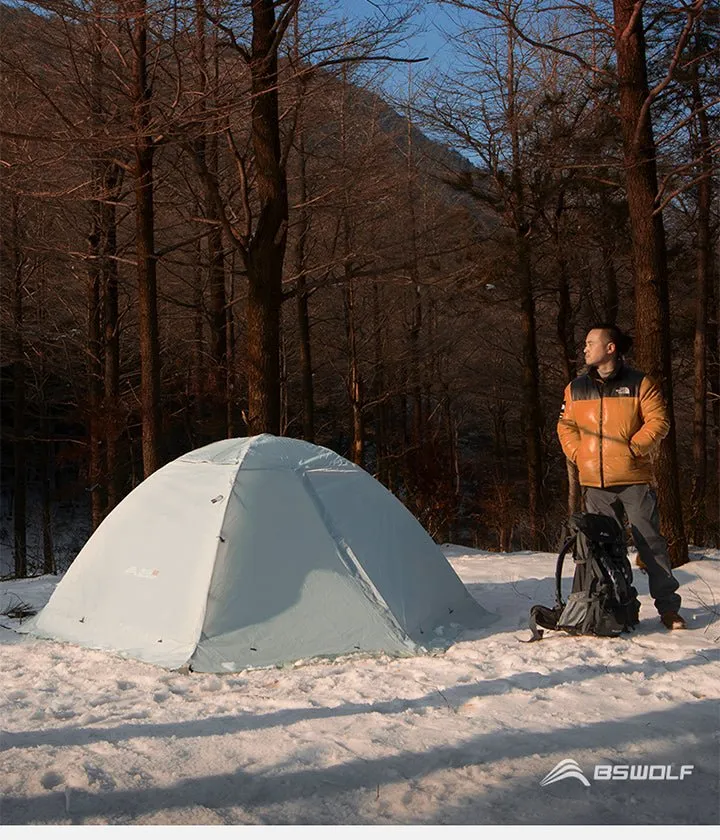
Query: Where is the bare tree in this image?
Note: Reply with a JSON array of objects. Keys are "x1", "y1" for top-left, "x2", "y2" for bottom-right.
[
  {"x1": 422, "y1": 1, "x2": 549, "y2": 547},
  {"x1": 686, "y1": 23, "x2": 716, "y2": 543},
  {"x1": 125, "y1": 0, "x2": 162, "y2": 475},
  {"x1": 612, "y1": 0, "x2": 705, "y2": 566}
]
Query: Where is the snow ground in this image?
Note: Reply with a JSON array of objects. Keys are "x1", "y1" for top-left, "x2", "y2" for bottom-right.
[{"x1": 1, "y1": 546, "x2": 718, "y2": 826}]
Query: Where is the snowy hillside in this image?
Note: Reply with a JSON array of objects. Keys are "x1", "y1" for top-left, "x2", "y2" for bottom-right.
[{"x1": 1, "y1": 546, "x2": 718, "y2": 825}]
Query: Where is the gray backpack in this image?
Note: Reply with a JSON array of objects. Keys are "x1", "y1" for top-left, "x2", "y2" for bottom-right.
[{"x1": 528, "y1": 513, "x2": 640, "y2": 641}]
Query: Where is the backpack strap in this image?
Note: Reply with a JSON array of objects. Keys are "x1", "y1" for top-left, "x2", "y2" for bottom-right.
[
  {"x1": 555, "y1": 533, "x2": 577, "y2": 607},
  {"x1": 524, "y1": 531, "x2": 577, "y2": 642},
  {"x1": 526, "y1": 604, "x2": 564, "y2": 642}
]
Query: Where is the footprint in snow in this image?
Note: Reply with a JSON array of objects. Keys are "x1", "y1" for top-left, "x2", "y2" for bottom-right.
[
  {"x1": 89, "y1": 694, "x2": 120, "y2": 708},
  {"x1": 7, "y1": 690, "x2": 27, "y2": 701},
  {"x1": 79, "y1": 713, "x2": 107, "y2": 726},
  {"x1": 129, "y1": 766, "x2": 155, "y2": 784},
  {"x1": 52, "y1": 708, "x2": 78, "y2": 720},
  {"x1": 41, "y1": 771, "x2": 64, "y2": 790},
  {"x1": 84, "y1": 762, "x2": 117, "y2": 791}
]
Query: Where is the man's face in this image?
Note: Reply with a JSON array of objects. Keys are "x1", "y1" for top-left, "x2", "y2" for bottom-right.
[{"x1": 584, "y1": 329, "x2": 615, "y2": 367}]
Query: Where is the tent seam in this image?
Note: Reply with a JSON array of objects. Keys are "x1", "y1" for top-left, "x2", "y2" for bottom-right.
[
  {"x1": 188, "y1": 446, "x2": 253, "y2": 667},
  {"x1": 296, "y1": 467, "x2": 416, "y2": 652}
]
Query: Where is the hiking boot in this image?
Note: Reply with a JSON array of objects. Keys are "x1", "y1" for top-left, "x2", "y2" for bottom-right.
[{"x1": 660, "y1": 611, "x2": 686, "y2": 630}]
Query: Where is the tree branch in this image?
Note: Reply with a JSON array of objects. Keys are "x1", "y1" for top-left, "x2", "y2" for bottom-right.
[
  {"x1": 619, "y1": 1, "x2": 646, "y2": 43},
  {"x1": 632, "y1": 0, "x2": 705, "y2": 151},
  {"x1": 224, "y1": 127, "x2": 253, "y2": 242},
  {"x1": 654, "y1": 168, "x2": 714, "y2": 215}
]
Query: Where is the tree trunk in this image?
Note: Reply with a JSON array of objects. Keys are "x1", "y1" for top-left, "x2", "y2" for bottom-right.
[
  {"x1": 246, "y1": 247, "x2": 283, "y2": 435},
  {"x1": 225, "y1": 253, "x2": 238, "y2": 438},
  {"x1": 207, "y1": 152, "x2": 228, "y2": 436},
  {"x1": 245, "y1": 0, "x2": 287, "y2": 435},
  {"x1": 226, "y1": 252, "x2": 238, "y2": 438},
  {"x1": 373, "y1": 281, "x2": 389, "y2": 484},
  {"x1": 87, "y1": 213, "x2": 105, "y2": 531},
  {"x1": 102, "y1": 163, "x2": 123, "y2": 514},
  {"x1": 706, "y1": 174, "x2": 719, "y2": 547},
  {"x1": 11, "y1": 198, "x2": 26, "y2": 578},
  {"x1": 556, "y1": 259, "x2": 574, "y2": 384},
  {"x1": 491, "y1": 397, "x2": 512, "y2": 552},
  {"x1": 191, "y1": 227, "x2": 204, "y2": 419},
  {"x1": 602, "y1": 245, "x2": 620, "y2": 323},
  {"x1": 506, "y1": 15, "x2": 545, "y2": 549},
  {"x1": 398, "y1": 368, "x2": 410, "y2": 452},
  {"x1": 132, "y1": 0, "x2": 161, "y2": 475},
  {"x1": 344, "y1": 280, "x2": 364, "y2": 466},
  {"x1": 552, "y1": 193, "x2": 582, "y2": 519},
  {"x1": 296, "y1": 281, "x2": 314, "y2": 442},
  {"x1": 613, "y1": 0, "x2": 688, "y2": 566},
  {"x1": 409, "y1": 283, "x2": 423, "y2": 448},
  {"x1": 280, "y1": 329, "x2": 288, "y2": 433},
  {"x1": 405, "y1": 104, "x2": 423, "y2": 451},
  {"x1": 337, "y1": 67, "x2": 364, "y2": 463},
  {"x1": 88, "y1": 5, "x2": 106, "y2": 528},
  {"x1": 195, "y1": 0, "x2": 228, "y2": 436},
  {"x1": 710, "y1": 271, "x2": 720, "y2": 548},
  {"x1": 40, "y1": 418, "x2": 55, "y2": 576},
  {"x1": 103, "y1": 163, "x2": 123, "y2": 513},
  {"x1": 688, "y1": 32, "x2": 713, "y2": 546},
  {"x1": 38, "y1": 267, "x2": 55, "y2": 575},
  {"x1": 294, "y1": 124, "x2": 315, "y2": 442},
  {"x1": 517, "y1": 234, "x2": 545, "y2": 547}
]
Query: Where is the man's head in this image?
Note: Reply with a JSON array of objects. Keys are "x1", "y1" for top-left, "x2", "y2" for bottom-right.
[{"x1": 584, "y1": 323, "x2": 631, "y2": 369}]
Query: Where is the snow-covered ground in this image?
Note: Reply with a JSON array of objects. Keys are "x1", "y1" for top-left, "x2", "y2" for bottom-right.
[{"x1": 1, "y1": 546, "x2": 718, "y2": 825}]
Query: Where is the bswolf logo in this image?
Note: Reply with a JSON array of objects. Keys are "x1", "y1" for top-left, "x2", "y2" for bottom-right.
[
  {"x1": 594, "y1": 764, "x2": 694, "y2": 781},
  {"x1": 540, "y1": 758, "x2": 694, "y2": 787},
  {"x1": 540, "y1": 759, "x2": 590, "y2": 787}
]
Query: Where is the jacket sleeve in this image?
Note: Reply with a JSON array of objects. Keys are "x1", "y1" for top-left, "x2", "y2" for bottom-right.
[
  {"x1": 629, "y1": 376, "x2": 670, "y2": 456},
  {"x1": 557, "y1": 384, "x2": 581, "y2": 462}
]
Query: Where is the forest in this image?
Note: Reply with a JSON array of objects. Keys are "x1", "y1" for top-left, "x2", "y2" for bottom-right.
[{"x1": 1, "y1": 0, "x2": 718, "y2": 576}]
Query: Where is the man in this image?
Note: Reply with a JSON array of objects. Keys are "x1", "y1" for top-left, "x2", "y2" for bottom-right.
[{"x1": 557, "y1": 323, "x2": 685, "y2": 630}]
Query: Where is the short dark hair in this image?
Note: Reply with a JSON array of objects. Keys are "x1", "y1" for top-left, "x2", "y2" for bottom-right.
[{"x1": 589, "y1": 322, "x2": 633, "y2": 356}]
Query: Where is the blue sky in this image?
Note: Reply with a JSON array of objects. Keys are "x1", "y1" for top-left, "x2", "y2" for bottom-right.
[{"x1": 331, "y1": 0, "x2": 464, "y2": 95}]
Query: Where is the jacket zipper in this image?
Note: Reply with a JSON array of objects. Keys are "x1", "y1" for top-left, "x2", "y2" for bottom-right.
[{"x1": 598, "y1": 383, "x2": 605, "y2": 488}]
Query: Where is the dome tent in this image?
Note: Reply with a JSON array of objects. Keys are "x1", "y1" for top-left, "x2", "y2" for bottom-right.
[{"x1": 25, "y1": 435, "x2": 494, "y2": 672}]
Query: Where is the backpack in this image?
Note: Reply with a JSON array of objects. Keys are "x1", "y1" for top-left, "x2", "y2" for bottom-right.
[{"x1": 527, "y1": 512, "x2": 640, "y2": 641}]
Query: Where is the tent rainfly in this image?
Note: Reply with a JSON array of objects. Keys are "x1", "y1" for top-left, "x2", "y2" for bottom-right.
[{"x1": 24, "y1": 435, "x2": 495, "y2": 671}]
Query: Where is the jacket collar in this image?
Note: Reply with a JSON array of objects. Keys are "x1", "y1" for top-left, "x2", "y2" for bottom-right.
[{"x1": 588, "y1": 359, "x2": 624, "y2": 384}]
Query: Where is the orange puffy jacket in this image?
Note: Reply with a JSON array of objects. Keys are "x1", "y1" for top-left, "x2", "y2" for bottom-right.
[{"x1": 557, "y1": 363, "x2": 669, "y2": 488}]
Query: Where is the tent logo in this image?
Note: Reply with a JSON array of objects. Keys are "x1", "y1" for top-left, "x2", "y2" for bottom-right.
[
  {"x1": 540, "y1": 759, "x2": 591, "y2": 787},
  {"x1": 124, "y1": 566, "x2": 160, "y2": 578}
]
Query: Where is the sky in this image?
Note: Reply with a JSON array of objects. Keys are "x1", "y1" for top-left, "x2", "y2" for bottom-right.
[{"x1": 331, "y1": 0, "x2": 467, "y2": 95}]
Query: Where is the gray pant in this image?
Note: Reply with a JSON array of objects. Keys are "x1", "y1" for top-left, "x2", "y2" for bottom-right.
[{"x1": 584, "y1": 483, "x2": 681, "y2": 615}]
